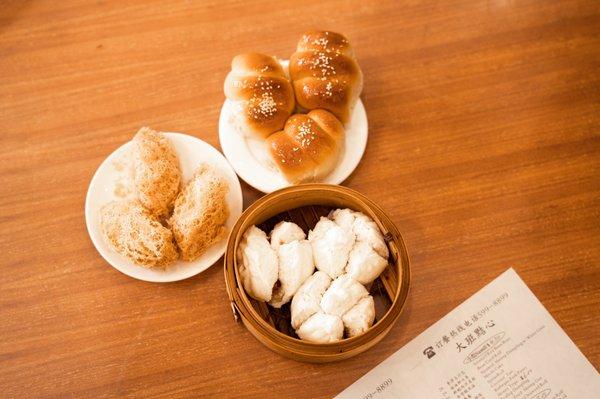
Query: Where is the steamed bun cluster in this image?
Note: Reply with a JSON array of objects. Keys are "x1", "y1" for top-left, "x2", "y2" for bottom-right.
[
  {"x1": 237, "y1": 209, "x2": 389, "y2": 343},
  {"x1": 292, "y1": 272, "x2": 374, "y2": 343},
  {"x1": 327, "y1": 208, "x2": 389, "y2": 284},
  {"x1": 237, "y1": 222, "x2": 315, "y2": 308}
]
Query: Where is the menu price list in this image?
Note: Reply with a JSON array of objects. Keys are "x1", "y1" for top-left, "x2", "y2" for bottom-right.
[{"x1": 336, "y1": 269, "x2": 600, "y2": 399}]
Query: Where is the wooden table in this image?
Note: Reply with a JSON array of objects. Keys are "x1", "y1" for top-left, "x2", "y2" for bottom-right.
[{"x1": 1, "y1": 1, "x2": 598, "y2": 397}]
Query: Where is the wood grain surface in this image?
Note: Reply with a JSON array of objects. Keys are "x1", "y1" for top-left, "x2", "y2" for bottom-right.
[{"x1": 1, "y1": 1, "x2": 598, "y2": 397}]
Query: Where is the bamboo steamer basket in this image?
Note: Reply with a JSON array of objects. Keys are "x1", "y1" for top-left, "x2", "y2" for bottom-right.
[{"x1": 224, "y1": 184, "x2": 410, "y2": 363}]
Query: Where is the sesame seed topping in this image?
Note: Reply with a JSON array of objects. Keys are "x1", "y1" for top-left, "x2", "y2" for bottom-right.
[
  {"x1": 297, "y1": 121, "x2": 317, "y2": 147},
  {"x1": 259, "y1": 93, "x2": 276, "y2": 113},
  {"x1": 313, "y1": 37, "x2": 328, "y2": 47},
  {"x1": 324, "y1": 81, "x2": 334, "y2": 97}
]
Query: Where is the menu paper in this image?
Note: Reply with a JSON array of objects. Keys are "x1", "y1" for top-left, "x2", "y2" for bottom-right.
[{"x1": 335, "y1": 269, "x2": 600, "y2": 399}]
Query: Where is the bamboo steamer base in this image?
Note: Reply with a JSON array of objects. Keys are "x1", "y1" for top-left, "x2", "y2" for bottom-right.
[{"x1": 224, "y1": 184, "x2": 410, "y2": 363}]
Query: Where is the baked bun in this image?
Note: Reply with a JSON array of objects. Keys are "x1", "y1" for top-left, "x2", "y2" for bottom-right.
[
  {"x1": 224, "y1": 53, "x2": 295, "y2": 139},
  {"x1": 289, "y1": 31, "x2": 363, "y2": 123},
  {"x1": 101, "y1": 200, "x2": 179, "y2": 268},
  {"x1": 169, "y1": 164, "x2": 229, "y2": 261},
  {"x1": 266, "y1": 109, "x2": 344, "y2": 183},
  {"x1": 131, "y1": 127, "x2": 181, "y2": 218}
]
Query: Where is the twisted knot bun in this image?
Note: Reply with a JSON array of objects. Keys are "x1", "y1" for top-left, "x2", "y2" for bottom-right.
[
  {"x1": 224, "y1": 53, "x2": 295, "y2": 139},
  {"x1": 289, "y1": 31, "x2": 363, "y2": 123},
  {"x1": 266, "y1": 109, "x2": 344, "y2": 184}
]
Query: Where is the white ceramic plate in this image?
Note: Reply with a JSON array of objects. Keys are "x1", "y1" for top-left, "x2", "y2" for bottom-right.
[
  {"x1": 85, "y1": 133, "x2": 243, "y2": 283},
  {"x1": 219, "y1": 80, "x2": 368, "y2": 193}
]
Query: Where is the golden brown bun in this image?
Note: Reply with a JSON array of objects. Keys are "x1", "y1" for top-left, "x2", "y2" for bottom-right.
[
  {"x1": 266, "y1": 110, "x2": 344, "y2": 184},
  {"x1": 168, "y1": 164, "x2": 230, "y2": 261},
  {"x1": 131, "y1": 127, "x2": 181, "y2": 218},
  {"x1": 101, "y1": 200, "x2": 179, "y2": 268},
  {"x1": 224, "y1": 53, "x2": 295, "y2": 139},
  {"x1": 289, "y1": 31, "x2": 363, "y2": 123}
]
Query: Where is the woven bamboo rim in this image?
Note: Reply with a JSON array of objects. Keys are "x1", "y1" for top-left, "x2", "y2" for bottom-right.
[{"x1": 224, "y1": 184, "x2": 410, "y2": 363}]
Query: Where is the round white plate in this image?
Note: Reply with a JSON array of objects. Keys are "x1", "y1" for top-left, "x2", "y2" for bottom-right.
[
  {"x1": 85, "y1": 133, "x2": 243, "y2": 283},
  {"x1": 219, "y1": 98, "x2": 368, "y2": 194}
]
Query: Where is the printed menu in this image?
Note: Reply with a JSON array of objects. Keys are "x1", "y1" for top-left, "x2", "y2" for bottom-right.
[{"x1": 335, "y1": 268, "x2": 600, "y2": 399}]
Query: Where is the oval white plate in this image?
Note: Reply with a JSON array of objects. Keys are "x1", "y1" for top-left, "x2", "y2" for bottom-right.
[
  {"x1": 219, "y1": 95, "x2": 368, "y2": 193},
  {"x1": 85, "y1": 133, "x2": 243, "y2": 283}
]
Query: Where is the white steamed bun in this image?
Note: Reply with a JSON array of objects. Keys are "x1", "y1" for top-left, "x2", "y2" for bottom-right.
[
  {"x1": 329, "y1": 209, "x2": 389, "y2": 284},
  {"x1": 291, "y1": 271, "x2": 332, "y2": 329},
  {"x1": 270, "y1": 221, "x2": 305, "y2": 250},
  {"x1": 292, "y1": 272, "x2": 375, "y2": 343},
  {"x1": 269, "y1": 239, "x2": 315, "y2": 308},
  {"x1": 328, "y1": 208, "x2": 356, "y2": 232},
  {"x1": 345, "y1": 241, "x2": 388, "y2": 285},
  {"x1": 320, "y1": 274, "x2": 369, "y2": 317},
  {"x1": 342, "y1": 296, "x2": 375, "y2": 337},
  {"x1": 352, "y1": 213, "x2": 389, "y2": 259},
  {"x1": 296, "y1": 312, "x2": 343, "y2": 344},
  {"x1": 237, "y1": 226, "x2": 278, "y2": 302},
  {"x1": 308, "y1": 217, "x2": 355, "y2": 279}
]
